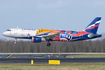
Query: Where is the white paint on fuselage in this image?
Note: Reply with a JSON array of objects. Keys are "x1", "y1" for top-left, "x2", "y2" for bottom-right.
[{"x1": 3, "y1": 28, "x2": 37, "y2": 38}]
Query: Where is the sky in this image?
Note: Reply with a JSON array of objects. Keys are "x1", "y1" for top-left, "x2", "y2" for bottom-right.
[{"x1": 0, "y1": 0, "x2": 105, "y2": 40}]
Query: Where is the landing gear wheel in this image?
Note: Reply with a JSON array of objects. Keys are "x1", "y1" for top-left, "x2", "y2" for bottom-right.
[
  {"x1": 14, "y1": 41, "x2": 16, "y2": 44},
  {"x1": 47, "y1": 43, "x2": 51, "y2": 47},
  {"x1": 14, "y1": 38, "x2": 17, "y2": 44}
]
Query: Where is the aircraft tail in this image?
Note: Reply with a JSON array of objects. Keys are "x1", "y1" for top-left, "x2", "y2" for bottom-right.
[{"x1": 84, "y1": 17, "x2": 101, "y2": 34}]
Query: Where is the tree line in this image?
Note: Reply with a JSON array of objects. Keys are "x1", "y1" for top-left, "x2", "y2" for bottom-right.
[{"x1": 0, "y1": 36, "x2": 105, "y2": 53}]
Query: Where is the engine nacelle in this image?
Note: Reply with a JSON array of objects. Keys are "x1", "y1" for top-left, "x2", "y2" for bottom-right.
[
  {"x1": 32, "y1": 37, "x2": 45, "y2": 43},
  {"x1": 88, "y1": 34, "x2": 102, "y2": 38}
]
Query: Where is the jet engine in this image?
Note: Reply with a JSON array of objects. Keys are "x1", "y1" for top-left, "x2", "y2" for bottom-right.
[
  {"x1": 32, "y1": 37, "x2": 45, "y2": 43},
  {"x1": 88, "y1": 34, "x2": 102, "y2": 38}
]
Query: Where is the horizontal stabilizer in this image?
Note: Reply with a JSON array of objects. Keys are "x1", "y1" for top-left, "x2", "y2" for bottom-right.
[{"x1": 88, "y1": 34, "x2": 102, "y2": 38}]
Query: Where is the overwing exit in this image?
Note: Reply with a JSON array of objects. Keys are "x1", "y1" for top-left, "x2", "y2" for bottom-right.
[{"x1": 3, "y1": 17, "x2": 102, "y2": 47}]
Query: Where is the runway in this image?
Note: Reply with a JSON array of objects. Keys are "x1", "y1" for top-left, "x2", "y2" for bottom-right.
[
  {"x1": 0, "y1": 58, "x2": 105, "y2": 63},
  {"x1": 1, "y1": 53, "x2": 105, "y2": 58},
  {"x1": 0, "y1": 53, "x2": 105, "y2": 63}
]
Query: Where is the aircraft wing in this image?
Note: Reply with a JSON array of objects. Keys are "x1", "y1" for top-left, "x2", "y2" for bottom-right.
[{"x1": 42, "y1": 32, "x2": 60, "y2": 40}]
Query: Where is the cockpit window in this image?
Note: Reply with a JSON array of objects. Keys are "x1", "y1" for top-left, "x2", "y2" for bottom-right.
[{"x1": 6, "y1": 29, "x2": 11, "y2": 31}]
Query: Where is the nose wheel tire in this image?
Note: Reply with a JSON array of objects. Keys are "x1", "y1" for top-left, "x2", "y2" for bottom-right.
[
  {"x1": 47, "y1": 43, "x2": 51, "y2": 47},
  {"x1": 14, "y1": 41, "x2": 16, "y2": 44},
  {"x1": 14, "y1": 38, "x2": 17, "y2": 44}
]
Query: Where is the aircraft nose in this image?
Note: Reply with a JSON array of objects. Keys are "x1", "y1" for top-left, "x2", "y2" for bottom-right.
[{"x1": 3, "y1": 32, "x2": 7, "y2": 36}]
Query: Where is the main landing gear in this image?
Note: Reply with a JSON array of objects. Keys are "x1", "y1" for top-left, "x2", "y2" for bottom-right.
[{"x1": 47, "y1": 42, "x2": 51, "y2": 47}]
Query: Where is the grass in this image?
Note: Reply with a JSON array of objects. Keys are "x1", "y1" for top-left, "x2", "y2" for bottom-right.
[
  {"x1": 0, "y1": 63, "x2": 105, "y2": 70},
  {"x1": 66, "y1": 54, "x2": 105, "y2": 58},
  {"x1": 0, "y1": 54, "x2": 105, "y2": 70}
]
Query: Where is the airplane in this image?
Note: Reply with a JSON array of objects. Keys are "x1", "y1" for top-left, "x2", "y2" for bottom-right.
[{"x1": 3, "y1": 17, "x2": 102, "y2": 47}]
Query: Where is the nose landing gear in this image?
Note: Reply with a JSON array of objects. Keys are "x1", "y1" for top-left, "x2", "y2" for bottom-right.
[{"x1": 14, "y1": 38, "x2": 17, "y2": 44}]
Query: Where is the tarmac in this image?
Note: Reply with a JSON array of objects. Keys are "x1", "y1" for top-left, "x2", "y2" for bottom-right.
[
  {"x1": 0, "y1": 53, "x2": 105, "y2": 63},
  {"x1": 0, "y1": 58, "x2": 105, "y2": 63}
]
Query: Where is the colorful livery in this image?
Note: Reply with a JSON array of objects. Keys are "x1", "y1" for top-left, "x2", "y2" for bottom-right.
[{"x1": 3, "y1": 17, "x2": 102, "y2": 46}]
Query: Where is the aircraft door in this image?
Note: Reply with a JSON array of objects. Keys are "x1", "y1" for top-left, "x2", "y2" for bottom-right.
[{"x1": 14, "y1": 28, "x2": 18, "y2": 34}]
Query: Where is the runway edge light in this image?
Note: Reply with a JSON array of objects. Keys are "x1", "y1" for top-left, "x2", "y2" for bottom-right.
[{"x1": 49, "y1": 60, "x2": 60, "y2": 65}]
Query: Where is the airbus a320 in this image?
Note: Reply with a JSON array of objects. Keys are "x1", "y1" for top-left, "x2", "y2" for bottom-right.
[{"x1": 3, "y1": 17, "x2": 102, "y2": 47}]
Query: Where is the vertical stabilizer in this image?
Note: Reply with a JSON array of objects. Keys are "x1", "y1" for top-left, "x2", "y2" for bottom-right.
[{"x1": 85, "y1": 17, "x2": 101, "y2": 34}]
